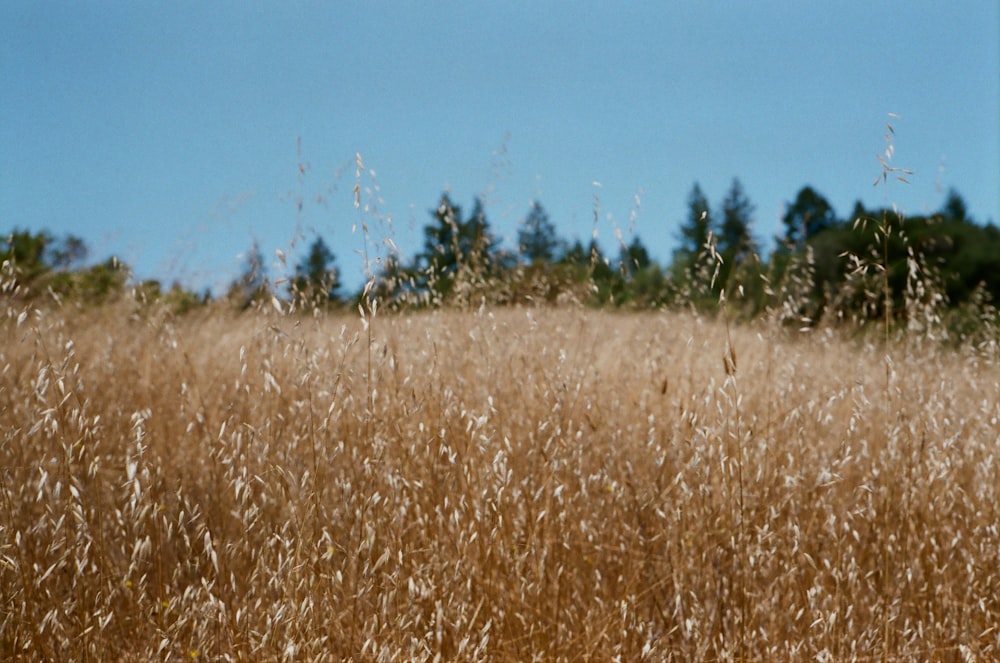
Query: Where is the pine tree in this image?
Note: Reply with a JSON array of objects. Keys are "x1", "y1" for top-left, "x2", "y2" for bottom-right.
[
  {"x1": 292, "y1": 236, "x2": 340, "y2": 307},
  {"x1": 718, "y1": 178, "x2": 758, "y2": 265},
  {"x1": 518, "y1": 200, "x2": 562, "y2": 264},
  {"x1": 679, "y1": 184, "x2": 712, "y2": 255},
  {"x1": 713, "y1": 178, "x2": 761, "y2": 303},
  {"x1": 619, "y1": 235, "x2": 652, "y2": 276},
  {"x1": 941, "y1": 188, "x2": 969, "y2": 222},
  {"x1": 228, "y1": 242, "x2": 268, "y2": 310},
  {"x1": 673, "y1": 183, "x2": 714, "y2": 277},
  {"x1": 416, "y1": 193, "x2": 497, "y2": 301},
  {"x1": 781, "y1": 185, "x2": 837, "y2": 247}
]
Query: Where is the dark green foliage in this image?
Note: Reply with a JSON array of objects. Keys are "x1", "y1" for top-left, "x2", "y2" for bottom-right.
[
  {"x1": 291, "y1": 236, "x2": 341, "y2": 309},
  {"x1": 674, "y1": 183, "x2": 713, "y2": 270},
  {"x1": 49, "y1": 235, "x2": 88, "y2": 271},
  {"x1": 942, "y1": 188, "x2": 968, "y2": 222},
  {"x1": 793, "y1": 196, "x2": 1000, "y2": 330},
  {"x1": 374, "y1": 193, "x2": 506, "y2": 308},
  {"x1": 536, "y1": 238, "x2": 616, "y2": 307},
  {"x1": 560, "y1": 240, "x2": 589, "y2": 269},
  {"x1": 3, "y1": 229, "x2": 57, "y2": 284},
  {"x1": 163, "y1": 283, "x2": 210, "y2": 315},
  {"x1": 500, "y1": 201, "x2": 578, "y2": 304},
  {"x1": 717, "y1": 178, "x2": 758, "y2": 270},
  {"x1": 582, "y1": 240, "x2": 614, "y2": 303},
  {"x1": 2, "y1": 229, "x2": 129, "y2": 304},
  {"x1": 131, "y1": 279, "x2": 208, "y2": 317},
  {"x1": 708, "y1": 179, "x2": 765, "y2": 316},
  {"x1": 781, "y1": 186, "x2": 838, "y2": 247},
  {"x1": 227, "y1": 242, "x2": 269, "y2": 310},
  {"x1": 75, "y1": 258, "x2": 130, "y2": 304},
  {"x1": 604, "y1": 236, "x2": 671, "y2": 308},
  {"x1": 767, "y1": 187, "x2": 840, "y2": 324},
  {"x1": 669, "y1": 184, "x2": 721, "y2": 311},
  {"x1": 5, "y1": 181, "x2": 998, "y2": 339},
  {"x1": 624, "y1": 263, "x2": 671, "y2": 308},
  {"x1": 369, "y1": 253, "x2": 419, "y2": 308},
  {"x1": 364, "y1": 182, "x2": 998, "y2": 332},
  {"x1": 518, "y1": 201, "x2": 563, "y2": 264},
  {"x1": 132, "y1": 279, "x2": 163, "y2": 304},
  {"x1": 619, "y1": 236, "x2": 652, "y2": 276},
  {"x1": 413, "y1": 194, "x2": 500, "y2": 304}
]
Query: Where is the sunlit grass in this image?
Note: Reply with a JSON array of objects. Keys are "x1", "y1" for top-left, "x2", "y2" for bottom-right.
[{"x1": 2, "y1": 300, "x2": 999, "y2": 660}]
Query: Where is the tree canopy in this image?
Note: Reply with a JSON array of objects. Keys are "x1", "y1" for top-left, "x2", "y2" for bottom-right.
[
  {"x1": 291, "y1": 236, "x2": 341, "y2": 308},
  {"x1": 782, "y1": 185, "x2": 837, "y2": 247},
  {"x1": 7, "y1": 181, "x2": 998, "y2": 337},
  {"x1": 518, "y1": 200, "x2": 562, "y2": 265}
]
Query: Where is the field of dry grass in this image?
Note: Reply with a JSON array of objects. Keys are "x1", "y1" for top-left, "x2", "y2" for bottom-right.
[{"x1": 2, "y1": 302, "x2": 1000, "y2": 660}]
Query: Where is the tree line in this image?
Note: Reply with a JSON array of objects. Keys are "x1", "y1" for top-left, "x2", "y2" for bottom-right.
[
  {"x1": 4, "y1": 180, "x2": 998, "y2": 332},
  {"x1": 364, "y1": 180, "x2": 1000, "y2": 333}
]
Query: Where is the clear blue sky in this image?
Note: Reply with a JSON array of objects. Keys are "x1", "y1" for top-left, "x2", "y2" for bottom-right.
[{"x1": 3, "y1": 1, "x2": 998, "y2": 294}]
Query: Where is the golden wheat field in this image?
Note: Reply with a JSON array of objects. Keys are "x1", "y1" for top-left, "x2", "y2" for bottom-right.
[{"x1": 2, "y1": 303, "x2": 999, "y2": 661}]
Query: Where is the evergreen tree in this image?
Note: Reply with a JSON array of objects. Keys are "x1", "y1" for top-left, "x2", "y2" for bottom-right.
[
  {"x1": 464, "y1": 196, "x2": 496, "y2": 275},
  {"x1": 587, "y1": 239, "x2": 613, "y2": 286},
  {"x1": 561, "y1": 239, "x2": 588, "y2": 267},
  {"x1": 941, "y1": 188, "x2": 969, "y2": 222},
  {"x1": 416, "y1": 193, "x2": 497, "y2": 301},
  {"x1": 518, "y1": 200, "x2": 562, "y2": 264},
  {"x1": 228, "y1": 242, "x2": 268, "y2": 310},
  {"x1": 619, "y1": 235, "x2": 652, "y2": 276},
  {"x1": 419, "y1": 193, "x2": 463, "y2": 281},
  {"x1": 372, "y1": 252, "x2": 418, "y2": 307},
  {"x1": 670, "y1": 182, "x2": 716, "y2": 301},
  {"x1": 712, "y1": 178, "x2": 760, "y2": 303},
  {"x1": 850, "y1": 200, "x2": 867, "y2": 220},
  {"x1": 676, "y1": 183, "x2": 713, "y2": 260},
  {"x1": 782, "y1": 185, "x2": 837, "y2": 247},
  {"x1": 292, "y1": 236, "x2": 340, "y2": 306},
  {"x1": 590, "y1": 239, "x2": 610, "y2": 270},
  {"x1": 718, "y1": 178, "x2": 758, "y2": 265}
]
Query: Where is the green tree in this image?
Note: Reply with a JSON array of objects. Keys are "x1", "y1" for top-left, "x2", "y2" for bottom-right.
[
  {"x1": 561, "y1": 239, "x2": 588, "y2": 268},
  {"x1": 228, "y1": 242, "x2": 268, "y2": 310},
  {"x1": 162, "y1": 282, "x2": 209, "y2": 315},
  {"x1": 614, "y1": 235, "x2": 671, "y2": 307},
  {"x1": 668, "y1": 183, "x2": 720, "y2": 306},
  {"x1": 941, "y1": 188, "x2": 969, "y2": 222},
  {"x1": 416, "y1": 194, "x2": 498, "y2": 301},
  {"x1": 2, "y1": 230, "x2": 129, "y2": 304},
  {"x1": 674, "y1": 182, "x2": 713, "y2": 267},
  {"x1": 557, "y1": 238, "x2": 610, "y2": 292},
  {"x1": 2, "y1": 229, "x2": 55, "y2": 284},
  {"x1": 292, "y1": 236, "x2": 340, "y2": 307},
  {"x1": 626, "y1": 262, "x2": 670, "y2": 308},
  {"x1": 619, "y1": 235, "x2": 652, "y2": 276},
  {"x1": 714, "y1": 178, "x2": 763, "y2": 312},
  {"x1": 718, "y1": 178, "x2": 757, "y2": 262},
  {"x1": 782, "y1": 185, "x2": 837, "y2": 247},
  {"x1": 584, "y1": 239, "x2": 615, "y2": 304},
  {"x1": 464, "y1": 197, "x2": 497, "y2": 274},
  {"x1": 518, "y1": 200, "x2": 562, "y2": 264},
  {"x1": 76, "y1": 258, "x2": 129, "y2": 304},
  {"x1": 49, "y1": 235, "x2": 89, "y2": 271},
  {"x1": 419, "y1": 194, "x2": 463, "y2": 276}
]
